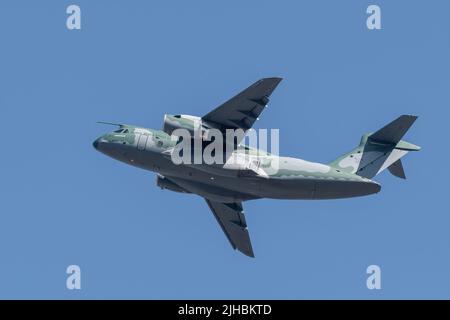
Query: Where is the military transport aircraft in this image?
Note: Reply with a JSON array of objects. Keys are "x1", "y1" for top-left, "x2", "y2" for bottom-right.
[{"x1": 93, "y1": 78, "x2": 420, "y2": 257}]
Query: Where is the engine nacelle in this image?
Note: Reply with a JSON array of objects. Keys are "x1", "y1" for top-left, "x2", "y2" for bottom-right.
[
  {"x1": 163, "y1": 114, "x2": 205, "y2": 136},
  {"x1": 156, "y1": 175, "x2": 190, "y2": 194}
]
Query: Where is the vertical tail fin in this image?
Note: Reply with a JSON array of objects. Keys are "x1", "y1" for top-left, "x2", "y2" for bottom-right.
[
  {"x1": 329, "y1": 115, "x2": 420, "y2": 179},
  {"x1": 370, "y1": 115, "x2": 417, "y2": 144}
]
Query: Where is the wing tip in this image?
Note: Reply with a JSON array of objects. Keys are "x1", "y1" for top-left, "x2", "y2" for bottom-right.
[
  {"x1": 260, "y1": 76, "x2": 283, "y2": 84},
  {"x1": 400, "y1": 114, "x2": 418, "y2": 122},
  {"x1": 237, "y1": 247, "x2": 255, "y2": 258}
]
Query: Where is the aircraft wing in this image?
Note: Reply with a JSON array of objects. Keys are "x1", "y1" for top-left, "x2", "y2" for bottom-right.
[
  {"x1": 205, "y1": 199, "x2": 255, "y2": 257},
  {"x1": 202, "y1": 77, "x2": 282, "y2": 134}
]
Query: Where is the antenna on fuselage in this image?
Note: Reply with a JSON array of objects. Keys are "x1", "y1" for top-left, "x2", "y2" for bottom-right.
[{"x1": 97, "y1": 121, "x2": 123, "y2": 127}]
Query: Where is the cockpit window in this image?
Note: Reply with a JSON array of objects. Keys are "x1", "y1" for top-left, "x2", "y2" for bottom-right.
[
  {"x1": 113, "y1": 128, "x2": 129, "y2": 133},
  {"x1": 174, "y1": 115, "x2": 181, "y2": 118}
]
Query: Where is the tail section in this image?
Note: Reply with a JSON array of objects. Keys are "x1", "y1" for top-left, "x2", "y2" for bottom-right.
[
  {"x1": 329, "y1": 115, "x2": 420, "y2": 179},
  {"x1": 387, "y1": 159, "x2": 406, "y2": 179}
]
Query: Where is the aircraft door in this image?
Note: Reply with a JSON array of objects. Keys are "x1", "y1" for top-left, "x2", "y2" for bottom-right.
[{"x1": 137, "y1": 134, "x2": 148, "y2": 151}]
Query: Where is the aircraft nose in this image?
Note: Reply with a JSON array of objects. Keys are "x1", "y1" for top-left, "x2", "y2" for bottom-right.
[{"x1": 93, "y1": 138, "x2": 100, "y2": 150}]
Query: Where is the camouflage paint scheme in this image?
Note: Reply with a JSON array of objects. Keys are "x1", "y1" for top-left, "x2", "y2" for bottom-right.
[{"x1": 93, "y1": 78, "x2": 420, "y2": 257}]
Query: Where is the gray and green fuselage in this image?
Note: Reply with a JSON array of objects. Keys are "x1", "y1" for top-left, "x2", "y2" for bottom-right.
[{"x1": 93, "y1": 123, "x2": 387, "y2": 202}]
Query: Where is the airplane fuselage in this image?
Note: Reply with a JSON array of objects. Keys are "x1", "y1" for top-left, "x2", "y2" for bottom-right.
[{"x1": 93, "y1": 126, "x2": 381, "y2": 203}]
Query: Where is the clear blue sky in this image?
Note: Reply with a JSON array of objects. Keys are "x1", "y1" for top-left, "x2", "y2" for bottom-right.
[{"x1": 0, "y1": 0, "x2": 448, "y2": 299}]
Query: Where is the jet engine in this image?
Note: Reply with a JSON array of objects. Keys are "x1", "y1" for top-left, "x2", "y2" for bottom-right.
[
  {"x1": 163, "y1": 114, "x2": 202, "y2": 135},
  {"x1": 163, "y1": 114, "x2": 217, "y2": 140}
]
